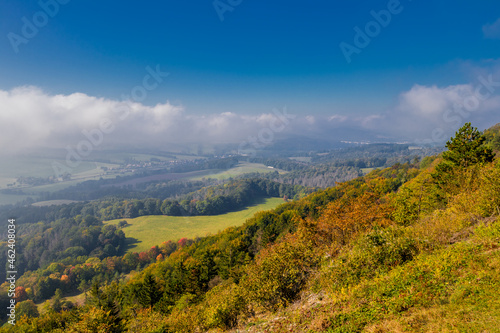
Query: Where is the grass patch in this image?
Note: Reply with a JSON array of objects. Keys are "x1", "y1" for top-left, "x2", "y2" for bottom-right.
[
  {"x1": 64, "y1": 292, "x2": 87, "y2": 307},
  {"x1": 105, "y1": 197, "x2": 285, "y2": 253},
  {"x1": 0, "y1": 193, "x2": 32, "y2": 205},
  {"x1": 32, "y1": 200, "x2": 81, "y2": 207},
  {"x1": 189, "y1": 162, "x2": 286, "y2": 181},
  {"x1": 361, "y1": 167, "x2": 376, "y2": 175},
  {"x1": 0, "y1": 156, "x2": 113, "y2": 184},
  {"x1": 0, "y1": 156, "x2": 120, "y2": 204},
  {"x1": 289, "y1": 157, "x2": 312, "y2": 163}
]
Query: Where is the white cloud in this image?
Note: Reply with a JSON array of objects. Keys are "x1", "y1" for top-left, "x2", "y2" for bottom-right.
[
  {"x1": 0, "y1": 86, "x2": 188, "y2": 151},
  {"x1": 328, "y1": 115, "x2": 348, "y2": 123},
  {"x1": 397, "y1": 84, "x2": 473, "y2": 119},
  {"x1": 305, "y1": 116, "x2": 316, "y2": 124},
  {"x1": 382, "y1": 82, "x2": 500, "y2": 142},
  {"x1": 357, "y1": 114, "x2": 384, "y2": 128},
  {"x1": 483, "y1": 18, "x2": 500, "y2": 39},
  {"x1": 2, "y1": 79, "x2": 499, "y2": 154},
  {"x1": 0, "y1": 86, "x2": 304, "y2": 152}
]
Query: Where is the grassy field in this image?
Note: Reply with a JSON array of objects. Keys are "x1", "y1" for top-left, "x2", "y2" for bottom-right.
[
  {"x1": 83, "y1": 150, "x2": 208, "y2": 163},
  {"x1": 0, "y1": 157, "x2": 114, "y2": 187},
  {"x1": 289, "y1": 156, "x2": 312, "y2": 163},
  {"x1": 361, "y1": 167, "x2": 376, "y2": 175},
  {"x1": 0, "y1": 155, "x2": 118, "y2": 187},
  {"x1": 32, "y1": 200, "x2": 80, "y2": 207},
  {"x1": 0, "y1": 150, "x2": 203, "y2": 191},
  {"x1": 36, "y1": 291, "x2": 87, "y2": 315},
  {"x1": 189, "y1": 162, "x2": 286, "y2": 181},
  {"x1": 0, "y1": 159, "x2": 118, "y2": 205},
  {"x1": 105, "y1": 197, "x2": 285, "y2": 253},
  {"x1": 0, "y1": 193, "x2": 32, "y2": 205},
  {"x1": 0, "y1": 158, "x2": 283, "y2": 205}
]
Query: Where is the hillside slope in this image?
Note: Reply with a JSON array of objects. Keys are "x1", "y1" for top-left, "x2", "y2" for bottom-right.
[{"x1": 4, "y1": 123, "x2": 500, "y2": 332}]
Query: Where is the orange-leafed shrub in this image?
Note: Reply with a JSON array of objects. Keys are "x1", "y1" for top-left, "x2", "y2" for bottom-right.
[{"x1": 314, "y1": 192, "x2": 392, "y2": 250}]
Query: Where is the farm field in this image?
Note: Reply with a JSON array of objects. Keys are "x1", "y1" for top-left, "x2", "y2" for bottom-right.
[
  {"x1": 0, "y1": 157, "x2": 119, "y2": 204},
  {"x1": 289, "y1": 156, "x2": 312, "y2": 163},
  {"x1": 0, "y1": 158, "x2": 284, "y2": 205},
  {"x1": 0, "y1": 193, "x2": 32, "y2": 205},
  {"x1": 0, "y1": 156, "x2": 114, "y2": 187},
  {"x1": 90, "y1": 151, "x2": 205, "y2": 163},
  {"x1": 0, "y1": 150, "x2": 201, "y2": 204},
  {"x1": 0, "y1": 161, "x2": 122, "y2": 205},
  {"x1": 32, "y1": 200, "x2": 81, "y2": 207},
  {"x1": 0, "y1": 150, "x2": 204, "y2": 190},
  {"x1": 102, "y1": 169, "x2": 217, "y2": 188},
  {"x1": 189, "y1": 162, "x2": 286, "y2": 181},
  {"x1": 0, "y1": 153, "x2": 119, "y2": 185},
  {"x1": 361, "y1": 167, "x2": 375, "y2": 175},
  {"x1": 105, "y1": 197, "x2": 285, "y2": 253}
]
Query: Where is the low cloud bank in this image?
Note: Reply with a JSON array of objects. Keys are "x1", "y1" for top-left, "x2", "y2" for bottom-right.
[{"x1": 1, "y1": 74, "x2": 499, "y2": 154}]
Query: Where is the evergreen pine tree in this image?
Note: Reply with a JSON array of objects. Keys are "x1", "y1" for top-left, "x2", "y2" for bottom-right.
[
  {"x1": 137, "y1": 272, "x2": 162, "y2": 308},
  {"x1": 433, "y1": 122, "x2": 494, "y2": 197},
  {"x1": 441, "y1": 122, "x2": 494, "y2": 168}
]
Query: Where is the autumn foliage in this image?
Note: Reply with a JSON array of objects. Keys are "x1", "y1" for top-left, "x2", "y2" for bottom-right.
[
  {"x1": 5, "y1": 123, "x2": 500, "y2": 333},
  {"x1": 313, "y1": 191, "x2": 392, "y2": 250}
]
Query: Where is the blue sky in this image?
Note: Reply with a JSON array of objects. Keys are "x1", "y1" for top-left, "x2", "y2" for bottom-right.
[{"x1": 0, "y1": 0, "x2": 500, "y2": 150}]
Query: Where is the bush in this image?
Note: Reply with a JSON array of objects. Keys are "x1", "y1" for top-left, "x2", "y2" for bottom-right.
[
  {"x1": 475, "y1": 162, "x2": 500, "y2": 217},
  {"x1": 241, "y1": 237, "x2": 318, "y2": 311},
  {"x1": 391, "y1": 170, "x2": 442, "y2": 226},
  {"x1": 16, "y1": 300, "x2": 40, "y2": 319},
  {"x1": 65, "y1": 306, "x2": 122, "y2": 333},
  {"x1": 474, "y1": 217, "x2": 500, "y2": 246},
  {"x1": 202, "y1": 283, "x2": 247, "y2": 329},
  {"x1": 126, "y1": 308, "x2": 170, "y2": 333},
  {"x1": 391, "y1": 187, "x2": 420, "y2": 226},
  {"x1": 316, "y1": 227, "x2": 419, "y2": 293}
]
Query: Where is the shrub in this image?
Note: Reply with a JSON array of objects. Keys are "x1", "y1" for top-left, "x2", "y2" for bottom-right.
[
  {"x1": 475, "y1": 161, "x2": 500, "y2": 217},
  {"x1": 474, "y1": 217, "x2": 500, "y2": 246},
  {"x1": 16, "y1": 300, "x2": 40, "y2": 319},
  {"x1": 391, "y1": 170, "x2": 440, "y2": 225},
  {"x1": 315, "y1": 192, "x2": 392, "y2": 250},
  {"x1": 241, "y1": 236, "x2": 318, "y2": 311},
  {"x1": 202, "y1": 282, "x2": 247, "y2": 329},
  {"x1": 316, "y1": 227, "x2": 419, "y2": 293},
  {"x1": 126, "y1": 308, "x2": 170, "y2": 333},
  {"x1": 65, "y1": 306, "x2": 122, "y2": 333}
]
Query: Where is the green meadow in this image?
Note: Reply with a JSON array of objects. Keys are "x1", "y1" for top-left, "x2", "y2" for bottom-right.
[
  {"x1": 189, "y1": 162, "x2": 285, "y2": 181},
  {"x1": 105, "y1": 197, "x2": 284, "y2": 253}
]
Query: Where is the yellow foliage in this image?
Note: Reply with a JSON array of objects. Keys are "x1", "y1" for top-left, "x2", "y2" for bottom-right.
[
  {"x1": 65, "y1": 307, "x2": 120, "y2": 333},
  {"x1": 315, "y1": 192, "x2": 392, "y2": 250},
  {"x1": 474, "y1": 161, "x2": 500, "y2": 216},
  {"x1": 241, "y1": 235, "x2": 317, "y2": 311},
  {"x1": 126, "y1": 308, "x2": 169, "y2": 333},
  {"x1": 390, "y1": 170, "x2": 441, "y2": 225},
  {"x1": 166, "y1": 306, "x2": 203, "y2": 333},
  {"x1": 201, "y1": 282, "x2": 247, "y2": 329}
]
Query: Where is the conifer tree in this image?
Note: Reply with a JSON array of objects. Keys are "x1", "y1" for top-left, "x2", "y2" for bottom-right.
[
  {"x1": 137, "y1": 272, "x2": 162, "y2": 308},
  {"x1": 441, "y1": 122, "x2": 493, "y2": 168},
  {"x1": 433, "y1": 122, "x2": 494, "y2": 196}
]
